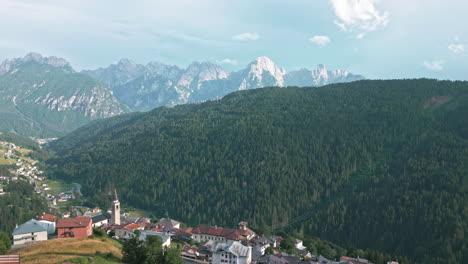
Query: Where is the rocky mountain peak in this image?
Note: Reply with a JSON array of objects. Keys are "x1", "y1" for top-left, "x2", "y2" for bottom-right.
[
  {"x1": 244, "y1": 56, "x2": 286, "y2": 87},
  {"x1": 0, "y1": 52, "x2": 74, "y2": 75},
  {"x1": 177, "y1": 61, "x2": 228, "y2": 89},
  {"x1": 117, "y1": 58, "x2": 136, "y2": 67}
]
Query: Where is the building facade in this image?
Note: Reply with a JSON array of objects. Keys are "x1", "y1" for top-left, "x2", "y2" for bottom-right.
[
  {"x1": 57, "y1": 216, "x2": 92, "y2": 238},
  {"x1": 192, "y1": 222, "x2": 255, "y2": 243},
  {"x1": 12, "y1": 221, "x2": 48, "y2": 246}
]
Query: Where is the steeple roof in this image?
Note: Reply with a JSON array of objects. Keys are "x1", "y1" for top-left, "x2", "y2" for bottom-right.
[{"x1": 114, "y1": 189, "x2": 119, "y2": 201}]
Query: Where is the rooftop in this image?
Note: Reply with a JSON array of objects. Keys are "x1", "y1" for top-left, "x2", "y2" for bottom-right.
[
  {"x1": 36, "y1": 213, "x2": 57, "y2": 223},
  {"x1": 192, "y1": 225, "x2": 254, "y2": 241},
  {"x1": 13, "y1": 221, "x2": 47, "y2": 235},
  {"x1": 57, "y1": 216, "x2": 91, "y2": 228}
]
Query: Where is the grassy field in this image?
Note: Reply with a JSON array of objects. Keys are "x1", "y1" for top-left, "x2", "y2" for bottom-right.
[
  {"x1": 44, "y1": 179, "x2": 74, "y2": 196},
  {"x1": 122, "y1": 207, "x2": 153, "y2": 218},
  {"x1": 10, "y1": 237, "x2": 123, "y2": 264}
]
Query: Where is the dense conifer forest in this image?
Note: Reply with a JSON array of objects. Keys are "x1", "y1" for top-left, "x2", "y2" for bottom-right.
[
  {"x1": 0, "y1": 181, "x2": 49, "y2": 234},
  {"x1": 49, "y1": 79, "x2": 468, "y2": 263}
]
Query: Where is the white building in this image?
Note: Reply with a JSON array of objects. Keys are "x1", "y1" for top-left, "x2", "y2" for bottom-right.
[
  {"x1": 114, "y1": 224, "x2": 143, "y2": 240},
  {"x1": 91, "y1": 214, "x2": 109, "y2": 228},
  {"x1": 251, "y1": 236, "x2": 271, "y2": 256},
  {"x1": 35, "y1": 214, "x2": 57, "y2": 235},
  {"x1": 212, "y1": 241, "x2": 252, "y2": 264},
  {"x1": 139, "y1": 230, "x2": 172, "y2": 248},
  {"x1": 294, "y1": 238, "x2": 306, "y2": 250},
  {"x1": 12, "y1": 221, "x2": 48, "y2": 246}
]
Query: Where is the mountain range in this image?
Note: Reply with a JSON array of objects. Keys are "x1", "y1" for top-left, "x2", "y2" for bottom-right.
[
  {"x1": 0, "y1": 53, "x2": 128, "y2": 137},
  {"x1": 83, "y1": 56, "x2": 364, "y2": 111},
  {"x1": 0, "y1": 52, "x2": 363, "y2": 137}
]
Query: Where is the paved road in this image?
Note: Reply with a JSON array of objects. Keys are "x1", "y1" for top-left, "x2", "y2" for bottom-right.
[{"x1": 72, "y1": 183, "x2": 82, "y2": 198}]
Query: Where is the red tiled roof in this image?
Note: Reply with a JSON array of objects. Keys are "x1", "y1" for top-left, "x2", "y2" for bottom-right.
[
  {"x1": 182, "y1": 227, "x2": 193, "y2": 234},
  {"x1": 192, "y1": 225, "x2": 253, "y2": 241},
  {"x1": 57, "y1": 216, "x2": 91, "y2": 228},
  {"x1": 36, "y1": 213, "x2": 57, "y2": 222},
  {"x1": 123, "y1": 223, "x2": 142, "y2": 231}
]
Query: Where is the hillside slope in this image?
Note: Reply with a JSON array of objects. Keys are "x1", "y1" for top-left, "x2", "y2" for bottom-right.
[
  {"x1": 10, "y1": 237, "x2": 122, "y2": 264},
  {"x1": 48, "y1": 79, "x2": 468, "y2": 263},
  {"x1": 0, "y1": 53, "x2": 128, "y2": 137}
]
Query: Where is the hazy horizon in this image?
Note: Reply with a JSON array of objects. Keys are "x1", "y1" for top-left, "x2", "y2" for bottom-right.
[{"x1": 1, "y1": 0, "x2": 467, "y2": 80}]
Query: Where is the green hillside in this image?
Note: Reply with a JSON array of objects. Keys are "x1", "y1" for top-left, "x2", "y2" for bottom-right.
[
  {"x1": 0, "y1": 60, "x2": 128, "y2": 137},
  {"x1": 48, "y1": 79, "x2": 468, "y2": 263}
]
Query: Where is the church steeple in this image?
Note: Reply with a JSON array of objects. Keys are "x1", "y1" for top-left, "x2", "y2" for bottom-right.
[
  {"x1": 113, "y1": 188, "x2": 119, "y2": 201},
  {"x1": 111, "y1": 189, "x2": 120, "y2": 225}
]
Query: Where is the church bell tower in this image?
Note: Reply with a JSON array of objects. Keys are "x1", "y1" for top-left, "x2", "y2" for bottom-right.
[{"x1": 111, "y1": 189, "x2": 120, "y2": 225}]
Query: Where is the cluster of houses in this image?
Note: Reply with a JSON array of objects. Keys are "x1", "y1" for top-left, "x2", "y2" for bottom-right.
[
  {"x1": 0, "y1": 141, "x2": 18, "y2": 160},
  {"x1": 9, "y1": 190, "x2": 399, "y2": 264},
  {"x1": 0, "y1": 141, "x2": 45, "y2": 181},
  {"x1": 14, "y1": 159, "x2": 44, "y2": 180}
]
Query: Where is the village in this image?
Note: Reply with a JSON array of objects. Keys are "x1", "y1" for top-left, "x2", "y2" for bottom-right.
[
  {"x1": 0, "y1": 139, "x2": 400, "y2": 264},
  {"x1": 9, "y1": 187, "x2": 399, "y2": 264},
  {"x1": 0, "y1": 139, "x2": 74, "y2": 206}
]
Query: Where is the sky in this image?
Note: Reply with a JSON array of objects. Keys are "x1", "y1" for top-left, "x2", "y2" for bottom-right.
[{"x1": 0, "y1": 0, "x2": 467, "y2": 80}]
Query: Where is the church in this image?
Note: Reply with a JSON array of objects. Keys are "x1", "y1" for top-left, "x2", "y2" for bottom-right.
[{"x1": 110, "y1": 189, "x2": 120, "y2": 225}]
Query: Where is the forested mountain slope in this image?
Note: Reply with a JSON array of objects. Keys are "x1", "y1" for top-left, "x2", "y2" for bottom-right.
[{"x1": 48, "y1": 79, "x2": 468, "y2": 263}]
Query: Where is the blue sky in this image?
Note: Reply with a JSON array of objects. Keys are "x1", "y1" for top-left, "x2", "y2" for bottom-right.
[{"x1": 0, "y1": 0, "x2": 467, "y2": 80}]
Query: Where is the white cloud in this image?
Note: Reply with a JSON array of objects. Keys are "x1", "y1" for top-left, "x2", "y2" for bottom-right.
[
  {"x1": 448, "y1": 44, "x2": 465, "y2": 53},
  {"x1": 232, "y1": 33, "x2": 260, "y2": 41},
  {"x1": 309, "y1": 36, "x2": 331, "y2": 47},
  {"x1": 330, "y1": 0, "x2": 389, "y2": 33},
  {"x1": 422, "y1": 60, "x2": 445, "y2": 71},
  {"x1": 356, "y1": 33, "x2": 365, "y2": 39},
  {"x1": 217, "y1": 58, "x2": 238, "y2": 65}
]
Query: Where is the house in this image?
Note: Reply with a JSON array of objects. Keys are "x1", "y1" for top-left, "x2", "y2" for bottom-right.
[
  {"x1": 257, "y1": 254, "x2": 290, "y2": 264},
  {"x1": 0, "y1": 188, "x2": 4, "y2": 195},
  {"x1": 192, "y1": 222, "x2": 256, "y2": 243},
  {"x1": 35, "y1": 213, "x2": 57, "y2": 235},
  {"x1": 156, "y1": 218, "x2": 180, "y2": 231},
  {"x1": 212, "y1": 241, "x2": 252, "y2": 264},
  {"x1": 172, "y1": 228, "x2": 193, "y2": 242},
  {"x1": 182, "y1": 244, "x2": 200, "y2": 259},
  {"x1": 340, "y1": 256, "x2": 374, "y2": 264},
  {"x1": 63, "y1": 212, "x2": 71, "y2": 218},
  {"x1": 270, "y1": 236, "x2": 283, "y2": 248},
  {"x1": 57, "y1": 216, "x2": 92, "y2": 238},
  {"x1": 251, "y1": 236, "x2": 272, "y2": 258},
  {"x1": 91, "y1": 214, "x2": 109, "y2": 228},
  {"x1": 113, "y1": 223, "x2": 143, "y2": 239},
  {"x1": 139, "y1": 230, "x2": 172, "y2": 248},
  {"x1": 274, "y1": 253, "x2": 301, "y2": 264},
  {"x1": 294, "y1": 239, "x2": 306, "y2": 250},
  {"x1": 297, "y1": 249, "x2": 312, "y2": 259},
  {"x1": 12, "y1": 221, "x2": 48, "y2": 246}
]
